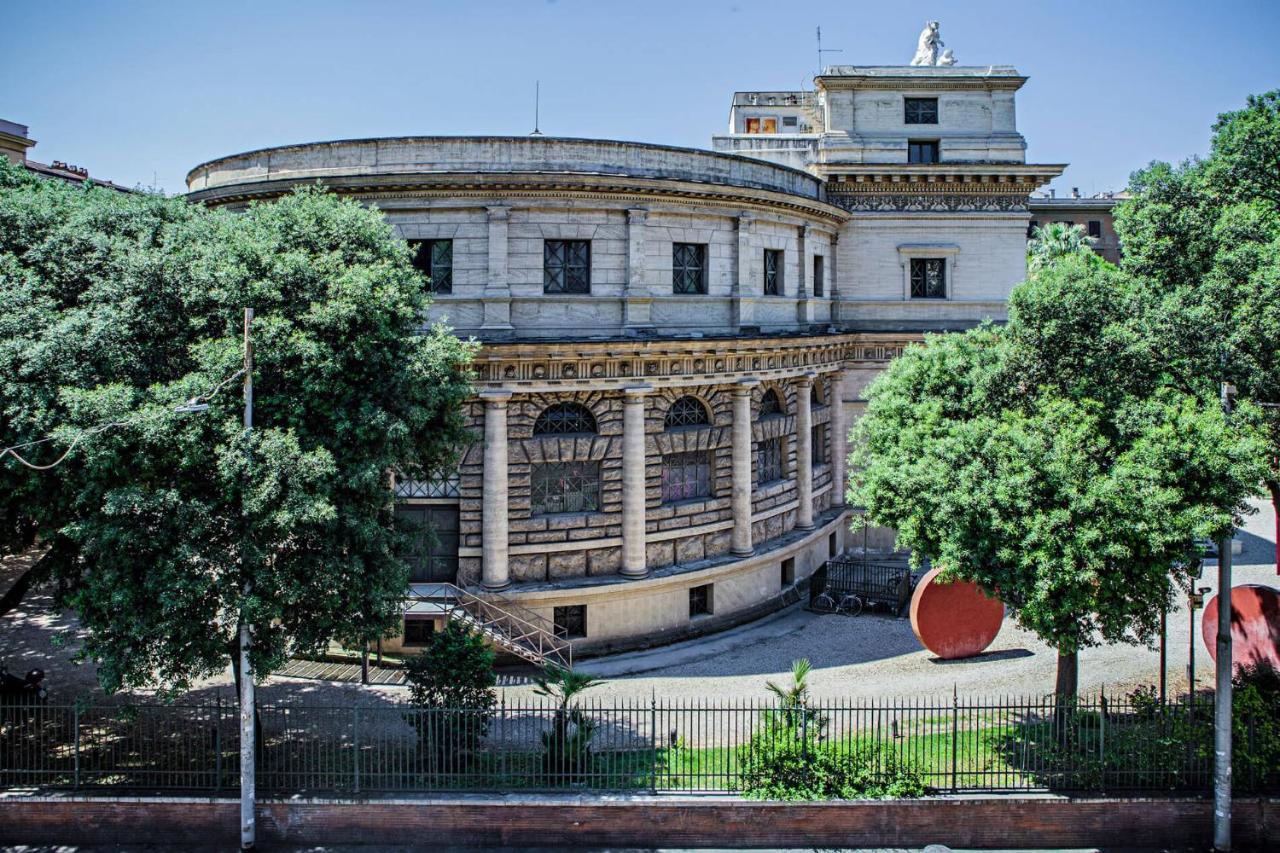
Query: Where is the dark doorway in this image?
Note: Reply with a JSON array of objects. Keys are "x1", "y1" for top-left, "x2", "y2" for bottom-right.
[{"x1": 395, "y1": 503, "x2": 460, "y2": 582}]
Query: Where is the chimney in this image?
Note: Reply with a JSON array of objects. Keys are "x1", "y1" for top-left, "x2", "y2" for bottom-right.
[
  {"x1": 1071, "y1": 187, "x2": 1080, "y2": 198},
  {"x1": 1048, "y1": 188, "x2": 1056, "y2": 199}
]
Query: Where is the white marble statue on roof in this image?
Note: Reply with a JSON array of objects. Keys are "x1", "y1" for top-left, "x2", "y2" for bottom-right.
[{"x1": 910, "y1": 21, "x2": 954, "y2": 66}]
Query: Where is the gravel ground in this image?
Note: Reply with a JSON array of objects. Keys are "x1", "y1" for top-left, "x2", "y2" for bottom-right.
[{"x1": 2, "y1": 498, "x2": 1275, "y2": 707}]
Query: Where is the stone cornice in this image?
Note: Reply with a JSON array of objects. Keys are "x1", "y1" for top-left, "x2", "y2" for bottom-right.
[
  {"x1": 470, "y1": 331, "x2": 926, "y2": 393},
  {"x1": 816, "y1": 75, "x2": 1026, "y2": 93},
  {"x1": 187, "y1": 170, "x2": 850, "y2": 226}
]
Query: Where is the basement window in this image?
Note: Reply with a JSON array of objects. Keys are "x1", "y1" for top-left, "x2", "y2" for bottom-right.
[
  {"x1": 689, "y1": 584, "x2": 713, "y2": 618},
  {"x1": 554, "y1": 605, "x2": 587, "y2": 639}
]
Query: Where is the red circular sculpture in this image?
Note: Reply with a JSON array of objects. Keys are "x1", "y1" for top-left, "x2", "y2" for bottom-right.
[
  {"x1": 909, "y1": 567, "x2": 1005, "y2": 659},
  {"x1": 1200, "y1": 584, "x2": 1280, "y2": 673}
]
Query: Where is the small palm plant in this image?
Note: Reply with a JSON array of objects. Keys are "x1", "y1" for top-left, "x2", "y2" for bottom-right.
[
  {"x1": 1027, "y1": 221, "x2": 1096, "y2": 274},
  {"x1": 532, "y1": 663, "x2": 603, "y2": 778},
  {"x1": 764, "y1": 658, "x2": 827, "y2": 735}
]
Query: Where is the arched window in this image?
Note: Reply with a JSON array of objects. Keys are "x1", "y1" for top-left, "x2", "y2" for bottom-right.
[
  {"x1": 533, "y1": 402, "x2": 597, "y2": 436},
  {"x1": 810, "y1": 380, "x2": 823, "y2": 407},
  {"x1": 758, "y1": 388, "x2": 784, "y2": 419},
  {"x1": 664, "y1": 396, "x2": 710, "y2": 430}
]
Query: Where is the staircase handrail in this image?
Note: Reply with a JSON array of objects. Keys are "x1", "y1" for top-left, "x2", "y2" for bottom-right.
[{"x1": 412, "y1": 582, "x2": 572, "y2": 668}]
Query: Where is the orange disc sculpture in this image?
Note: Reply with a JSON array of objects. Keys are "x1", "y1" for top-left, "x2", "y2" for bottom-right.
[
  {"x1": 910, "y1": 567, "x2": 1005, "y2": 659},
  {"x1": 1200, "y1": 584, "x2": 1280, "y2": 673}
]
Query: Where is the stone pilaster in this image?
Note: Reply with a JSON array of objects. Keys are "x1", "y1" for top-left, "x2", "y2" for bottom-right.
[
  {"x1": 624, "y1": 209, "x2": 652, "y2": 331},
  {"x1": 731, "y1": 377, "x2": 759, "y2": 556},
  {"x1": 481, "y1": 389, "x2": 512, "y2": 590},
  {"x1": 481, "y1": 206, "x2": 513, "y2": 334},
  {"x1": 732, "y1": 212, "x2": 755, "y2": 329},
  {"x1": 795, "y1": 372, "x2": 816, "y2": 530},
  {"x1": 620, "y1": 384, "x2": 652, "y2": 578},
  {"x1": 829, "y1": 369, "x2": 847, "y2": 507}
]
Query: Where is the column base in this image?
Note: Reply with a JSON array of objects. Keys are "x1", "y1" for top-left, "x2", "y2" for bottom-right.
[
  {"x1": 731, "y1": 547, "x2": 755, "y2": 558},
  {"x1": 618, "y1": 567, "x2": 650, "y2": 580},
  {"x1": 481, "y1": 581, "x2": 512, "y2": 593},
  {"x1": 795, "y1": 522, "x2": 815, "y2": 531}
]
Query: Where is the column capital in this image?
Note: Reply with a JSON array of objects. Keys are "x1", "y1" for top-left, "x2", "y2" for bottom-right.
[
  {"x1": 479, "y1": 388, "x2": 513, "y2": 405},
  {"x1": 486, "y1": 205, "x2": 510, "y2": 220},
  {"x1": 733, "y1": 377, "x2": 761, "y2": 396},
  {"x1": 626, "y1": 208, "x2": 649, "y2": 223},
  {"x1": 622, "y1": 384, "x2": 654, "y2": 398},
  {"x1": 797, "y1": 371, "x2": 817, "y2": 387}
]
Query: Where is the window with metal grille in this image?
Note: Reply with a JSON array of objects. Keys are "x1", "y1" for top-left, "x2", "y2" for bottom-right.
[
  {"x1": 759, "y1": 388, "x2": 784, "y2": 418},
  {"x1": 673, "y1": 243, "x2": 707, "y2": 295},
  {"x1": 402, "y1": 617, "x2": 435, "y2": 647},
  {"x1": 553, "y1": 605, "x2": 587, "y2": 639},
  {"x1": 1088, "y1": 220, "x2": 1102, "y2": 239},
  {"x1": 763, "y1": 249, "x2": 783, "y2": 295},
  {"x1": 533, "y1": 402, "x2": 597, "y2": 435},
  {"x1": 393, "y1": 472, "x2": 461, "y2": 499},
  {"x1": 664, "y1": 396, "x2": 710, "y2": 430},
  {"x1": 544, "y1": 240, "x2": 591, "y2": 294},
  {"x1": 813, "y1": 255, "x2": 824, "y2": 297},
  {"x1": 757, "y1": 436, "x2": 783, "y2": 484},
  {"x1": 812, "y1": 423, "x2": 826, "y2": 465},
  {"x1": 909, "y1": 258, "x2": 946, "y2": 299},
  {"x1": 689, "y1": 584, "x2": 713, "y2": 617},
  {"x1": 410, "y1": 239, "x2": 453, "y2": 294},
  {"x1": 531, "y1": 462, "x2": 601, "y2": 515},
  {"x1": 662, "y1": 450, "x2": 712, "y2": 503},
  {"x1": 908, "y1": 140, "x2": 940, "y2": 164},
  {"x1": 904, "y1": 97, "x2": 939, "y2": 124}
]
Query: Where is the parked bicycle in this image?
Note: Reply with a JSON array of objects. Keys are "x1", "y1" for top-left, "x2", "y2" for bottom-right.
[{"x1": 810, "y1": 585, "x2": 864, "y2": 616}]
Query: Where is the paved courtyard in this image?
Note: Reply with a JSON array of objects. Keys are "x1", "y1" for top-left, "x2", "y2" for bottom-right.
[{"x1": 2, "y1": 498, "x2": 1275, "y2": 706}]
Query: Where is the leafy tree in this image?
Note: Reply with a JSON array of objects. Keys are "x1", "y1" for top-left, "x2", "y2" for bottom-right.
[
  {"x1": 404, "y1": 620, "x2": 497, "y2": 766},
  {"x1": 1116, "y1": 91, "x2": 1280, "y2": 570},
  {"x1": 0, "y1": 160, "x2": 475, "y2": 696},
  {"x1": 1026, "y1": 221, "x2": 1100, "y2": 275},
  {"x1": 851, "y1": 254, "x2": 1266, "y2": 698}
]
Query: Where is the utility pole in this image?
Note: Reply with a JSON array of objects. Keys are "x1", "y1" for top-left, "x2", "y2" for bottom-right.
[
  {"x1": 1213, "y1": 381, "x2": 1235, "y2": 852},
  {"x1": 240, "y1": 308, "x2": 256, "y2": 851}
]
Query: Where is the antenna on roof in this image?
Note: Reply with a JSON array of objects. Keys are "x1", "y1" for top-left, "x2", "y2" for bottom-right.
[
  {"x1": 816, "y1": 26, "x2": 842, "y2": 75},
  {"x1": 530, "y1": 81, "x2": 543, "y2": 136}
]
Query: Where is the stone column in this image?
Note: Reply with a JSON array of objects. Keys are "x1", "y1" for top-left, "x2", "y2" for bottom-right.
[
  {"x1": 731, "y1": 378, "x2": 759, "y2": 556},
  {"x1": 481, "y1": 206, "x2": 513, "y2": 334},
  {"x1": 829, "y1": 369, "x2": 847, "y2": 507},
  {"x1": 480, "y1": 389, "x2": 512, "y2": 590},
  {"x1": 620, "y1": 385, "x2": 652, "y2": 578},
  {"x1": 623, "y1": 209, "x2": 652, "y2": 332},
  {"x1": 795, "y1": 372, "x2": 815, "y2": 530}
]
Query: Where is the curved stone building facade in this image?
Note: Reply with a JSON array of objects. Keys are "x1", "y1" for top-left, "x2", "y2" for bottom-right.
[{"x1": 186, "y1": 58, "x2": 1062, "y2": 655}]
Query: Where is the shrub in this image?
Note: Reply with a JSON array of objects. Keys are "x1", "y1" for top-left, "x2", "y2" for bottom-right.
[
  {"x1": 1233, "y1": 661, "x2": 1280, "y2": 792},
  {"x1": 403, "y1": 621, "x2": 497, "y2": 769}
]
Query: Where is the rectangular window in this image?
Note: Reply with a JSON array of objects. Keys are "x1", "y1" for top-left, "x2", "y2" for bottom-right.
[
  {"x1": 812, "y1": 423, "x2": 826, "y2": 465},
  {"x1": 689, "y1": 584, "x2": 713, "y2": 618},
  {"x1": 763, "y1": 249, "x2": 783, "y2": 296},
  {"x1": 904, "y1": 97, "x2": 939, "y2": 125},
  {"x1": 553, "y1": 605, "x2": 587, "y2": 639},
  {"x1": 410, "y1": 239, "x2": 453, "y2": 294},
  {"x1": 531, "y1": 461, "x2": 601, "y2": 515},
  {"x1": 828, "y1": 532, "x2": 838, "y2": 558},
  {"x1": 781, "y1": 557, "x2": 795, "y2": 588},
  {"x1": 544, "y1": 240, "x2": 591, "y2": 294},
  {"x1": 909, "y1": 258, "x2": 946, "y2": 299},
  {"x1": 812, "y1": 255, "x2": 824, "y2": 297},
  {"x1": 782, "y1": 115, "x2": 798, "y2": 128},
  {"x1": 757, "y1": 436, "x2": 783, "y2": 484},
  {"x1": 1088, "y1": 220, "x2": 1102, "y2": 239},
  {"x1": 661, "y1": 451, "x2": 712, "y2": 503},
  {"x1": 672, "y1": 243, "x2": 707, "y2": 295},
  {"x1": 908, "y1": 140, "x2": 940, "y2": 164},
  {"x1": 402, "y1": 616, "x2": 435, "y2": 647}
]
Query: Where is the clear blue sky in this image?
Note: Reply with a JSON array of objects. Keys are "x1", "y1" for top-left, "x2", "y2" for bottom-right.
[{"x1": 4, "y1": 0, "x2": 1278, "y2": 196}]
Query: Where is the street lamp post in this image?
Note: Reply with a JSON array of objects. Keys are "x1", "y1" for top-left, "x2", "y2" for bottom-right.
[
  {"x1": 1213, "y1": 381, "x2": 1235, "y2": 852},
  {"x1": 239, "y1": 308, "x2": 256, "y2": 851}
]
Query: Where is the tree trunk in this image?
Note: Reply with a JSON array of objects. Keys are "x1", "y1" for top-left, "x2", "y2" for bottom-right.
[{"x1": 1055, "y1": 649, "x2": 1079, "y2": 700}]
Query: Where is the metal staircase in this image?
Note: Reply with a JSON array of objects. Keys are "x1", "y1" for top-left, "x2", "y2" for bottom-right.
[{"x1": 406, "y1": 582, "x2": 572, "y2": 669}]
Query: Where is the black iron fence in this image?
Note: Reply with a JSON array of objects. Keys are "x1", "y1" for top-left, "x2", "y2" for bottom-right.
[
  {"x1": 3, "y1": 692, "x2": 1272, "y2": 796},
  {"x1": 810, "y1": 559, "x2": 913, "y2": 615}
]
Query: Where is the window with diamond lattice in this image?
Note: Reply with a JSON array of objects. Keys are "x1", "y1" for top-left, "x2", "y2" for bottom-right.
[
  {"x1": 904, "y1": 97, "x2": 938, "y2": 124},
  {"x1": 672, "y1": 243, "x2": 707, "y2": 294},
  {"x1": 662, "y1": 450, "x2": 712, "y2": 503},
  {"x1": 763, "y1": 249, "x2": 783, "y2": 295},
  {"x1": 409, "y1": 239, "x2": 453, "y2": 294},
  {"x1": 544, "y1": 240, "x2": 591, "y2": 294},
  {"x1": 758, "y1": 388, "x2": 784, "y2": 418},
  {"x1": 533, "y1": 402, "x2": 597, "y2": 436},
  {"x1": 910, "y1": 258, "x2": 946, "y2": 299},
  {"x1": 757, "y1": 436, "x2": 783, "y2": 484},
  {"x1": 664, "y1": 396, "x2": 710, "y2": 430},
  {"x1": 531, "y1": 462, "x2": 601, "y2": 515},
  {"x1": 394, "y1": 472, "x2": 460, "y2": 499},
  {"x1": 812, "y1": 423, "x2": 827, "y2": 465}
]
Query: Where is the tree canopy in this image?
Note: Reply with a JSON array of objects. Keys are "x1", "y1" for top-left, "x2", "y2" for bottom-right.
[
  {"x1": 852, "y1": 252, "x2": 1265, "y2": 696},
  {"x1": 1116, "y1": 90, "x2": 1280, "y2": 569},
  {"x1": 0, "y1": 161, "x2": 475, "y2": 695}
]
